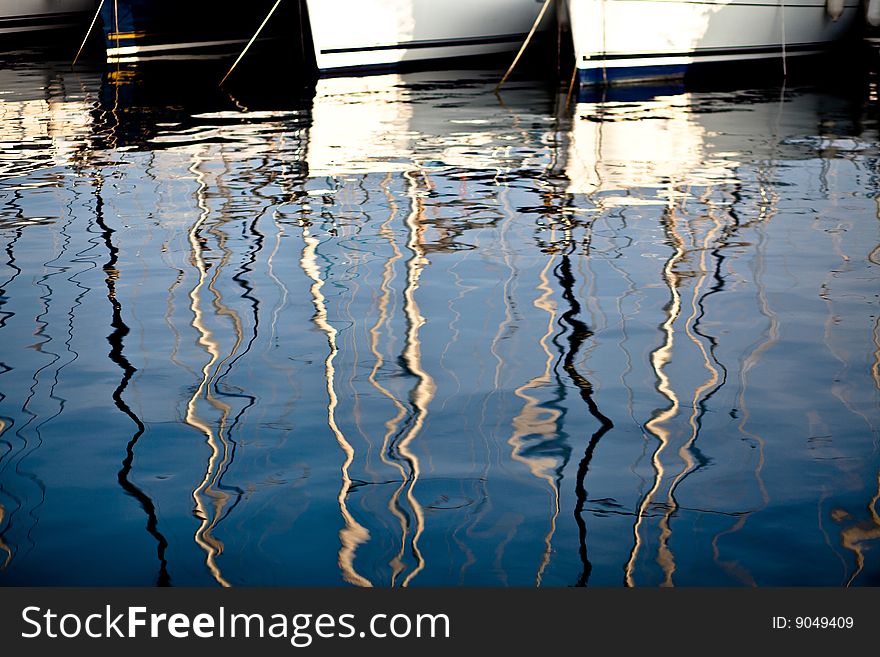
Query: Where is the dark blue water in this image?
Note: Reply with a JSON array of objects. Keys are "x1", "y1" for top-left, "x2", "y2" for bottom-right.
[{"x1": 0, "y1": 52, "x2": 878, "y2": 587}]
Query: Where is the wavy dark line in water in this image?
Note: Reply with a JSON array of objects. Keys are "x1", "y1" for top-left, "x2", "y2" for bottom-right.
[
  {"x1": 0, "y1": 225, "x2": 24, "y2": 331},
  {"x1": 3, "y1": 254, "x2": 61, "y2": 561},
  {"x1": 0, "y1": 403, "x2": 20, "y2": 567},
  {"x1": 551, "y1": 248, "x2": 614, "y2": 586},
  {"x1": 579, "y1": 504, "x2": 757, "y2": 519},
  {"x1": 553, "y1": 254, "x2": 613, "y2": 430},
  {"x1": 573, "y1": 421, "x2": 615, "y2": 586},
  {"x1": 1, "y1": 195, "x2": 98, "y2": 569},
  {"x1": 8, "y1": 207, "x2": 85, "y2": 557},
  {"x1": 690, "y1": 239, "x2": 730, "y2": 405},
  {"x1": 210, "y1": 210, "x2": 272, "y2": 523},
  {"x1": 666, "y1": 211, "x2": 733, "y2": 496},
  {"x1": 0, "y1": 226, "x2": 23, "y2": 524},
  {"x1": 19, "y1": 204, "x2": 93, "y2": 566},
  {"x1": 506, "y1": 247, "x2": 572, "y2": 586},
  {"x1": 93, "y1": 179, "x2": 171, "y2": 586}
]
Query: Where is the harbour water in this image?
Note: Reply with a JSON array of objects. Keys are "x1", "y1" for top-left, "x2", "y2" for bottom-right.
[{"x1": 0, "y1": 49, "x2": 878, "y2": 587}]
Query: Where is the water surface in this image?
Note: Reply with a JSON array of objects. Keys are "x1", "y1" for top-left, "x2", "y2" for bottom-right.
[{"x1": 1, "y1": 54, "x2": 878, "y2": 586}]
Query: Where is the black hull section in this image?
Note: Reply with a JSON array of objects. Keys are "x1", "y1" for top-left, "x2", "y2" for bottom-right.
[{"x1": 100, "y1": 0, "x2": 313, "y2": 66}]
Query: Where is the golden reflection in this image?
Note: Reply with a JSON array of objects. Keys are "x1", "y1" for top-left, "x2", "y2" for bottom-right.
[
  {"x1": 185, "y1": 152, "x2": 234, "y2": 588},
  {"x1": 564, "y1": 94, "x2": 722, "y2": 203},
  {"x1": 832, "y1": 210, "x2": 880, "y2": 584},
  {"x1": 396, "y1": 169, "x2": 434, "y2": 588},
  {"x1": 299, "y1": 224, "x2": 373, "y2": 588},
  {"x1": 306, "y1": 75, "x2": 413, "y2": 178},
  {"x1": 869, "y1": 242, "x2": 880, "y2": 268},
  {"x1": 370, "y1": 174, "x2": 412, "y2": 586},
  {"x1": 507, "y1": 248, "x2": 562, "y2": 586},
  {"x1": 0, "y1": 71, "x2": 96, "y2": 177},
  {"x1": 810, "y1": 204, "x2": 880, "y2": 584},
  {"x1": 656, "y1": 195, "x2": 723, "y2": 586},
  {"x1": 836, "y1": 474, "x2": 880, "y2": 586},
  {"x1": 625, "y1": 198, "x2": 685, "y2": 587},
  {"x1": 873, "y1": 315, "x2": 880, "y2": 393},
  {"x1": 836, "y1": 210, "x2": 880, "y2": 583}
]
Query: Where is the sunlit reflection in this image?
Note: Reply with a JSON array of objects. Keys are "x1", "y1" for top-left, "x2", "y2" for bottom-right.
[
  {"x1": 837, "y1": 475, "x2": 880, "y2": 586},
  {"x1": 508, "y1": 251, "x2": 562, "y2": 585},
  {"x1": 625, "y1": 200, "x2": 685, "y2": 587},
  {"x1": 0, "y1": 69, "x2": 97, "y2": 178},
  {"x1": 369, "y1": 174, "x2": 411, "y2": 585},
  {"x1": 395, "y1": 170, "x2": 433, "y2": 588},
  {"x1": 299, "y1": 224, "x2": 373, "y2": 587},
  {"x1": 873, "y1": 315, "x2": 880, "y2": 393},
  {"x1": 822, "y1": 198, "x2": 880, "y2": 586},
  {"x1": 654, "y1": 200, "x2": 723, "y2": 586},
  {"x1": 185, "y1": 152, "x2": 234, "y2": 588}
]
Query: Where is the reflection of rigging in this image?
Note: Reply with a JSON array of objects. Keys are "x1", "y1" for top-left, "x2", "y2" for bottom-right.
[
  {"x1": 552, "y1": 235, "x2": 614, "y2": 587},
  {"x1": 185, "y1": 153, "x2": 235, "y2": 588},
  {"x1": 831, "y1": 191, "x2": 880, "y2": 584},
  {"x1": 393, "y1": 170, "x2": 434, "y2": 588},
  {"x1": 507, "y1": 240, "x2": 562, "y2": 586},
  {"x1": 94, "y1": 174, "x2": 171, "y2": 586},
  {"x1": 0, "y1": 225, "x2": 24, "y2": 568},
  {"x1": 2, "y1": 190, "x2": 90, "y2": 573},
  {"x1": 710, "y1": 176, "x2": 778, "y2": 585},
  {"x1": 299, "y1": 220, "x2": 373, "y2": 588},
  {"x1": 0, "y1": 411, "x2": 9, "y2": 567},
  {"x1": 838, "y1": 474, "x2": 880, "y2": 586},
  {"x1": 821, "y1": 206, "x2": 880, "y2": 585},
  {"x1": 207, "y1": 164, "x2": 266, "y2": 531},
  {"x1": 3, "y1": 60, "x2": 880, "y2": 590},
  {"x1": 370, "y1": 174, "x2": 411, "y2": 586},
  {"x1": 843, "y1": 307, "x2": 880, "y2": 582},
  {"x1": 625, "y1": 201, "x2": 684, "y2": 587},
  {"x1": 656, "y1": 195, "x2": 724, "y2": 587},
  {"x1": 5, "y1": 225, "x2": 60, "y2": 567},
  {"x1": 171, "y1": 128, "x2": 301, "y2": 586},
  {"x1": 553, "y1": 215, "x2": 614, "y2": 586}
]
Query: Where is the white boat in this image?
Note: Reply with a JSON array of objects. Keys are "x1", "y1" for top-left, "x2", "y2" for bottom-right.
[
  {"x1": 565, "y1": 0, "x2": 860, "y2": 86},
  {"x1": 99, "y1": 0, "x2": 551, "y2": 73},
  {"x1": 0, "y1": 0, "x2": 94, "y2": 37},
  {"x1": 304, "y1": 0, "x2": 551, "y2": 72}
]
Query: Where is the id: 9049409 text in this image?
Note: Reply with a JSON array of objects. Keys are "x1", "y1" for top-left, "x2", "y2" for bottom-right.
[{"x1": 771, "y1": 616, "x2": 854, "y2": 630}]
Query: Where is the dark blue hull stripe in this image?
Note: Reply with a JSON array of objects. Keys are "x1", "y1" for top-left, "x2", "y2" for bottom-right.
[{"x1": 580, "y1": 65, "x2": 689, "y2": 85}]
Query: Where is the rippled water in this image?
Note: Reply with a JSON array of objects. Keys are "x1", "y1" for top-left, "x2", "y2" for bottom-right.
[{"x1": 1, "y1": 53, "x2": 878, "y2": 587}]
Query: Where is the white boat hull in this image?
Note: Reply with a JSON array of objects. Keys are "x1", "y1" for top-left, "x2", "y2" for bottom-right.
[
  {"x1": 305, "y1": 0, "x2": 550, "y2": 71},
  {"x1": 566, "y1": 0, "x2": 860, "y2": 86},
  {"x1": 0, "y1": 0, "x2": 94, "y2": 36}
]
